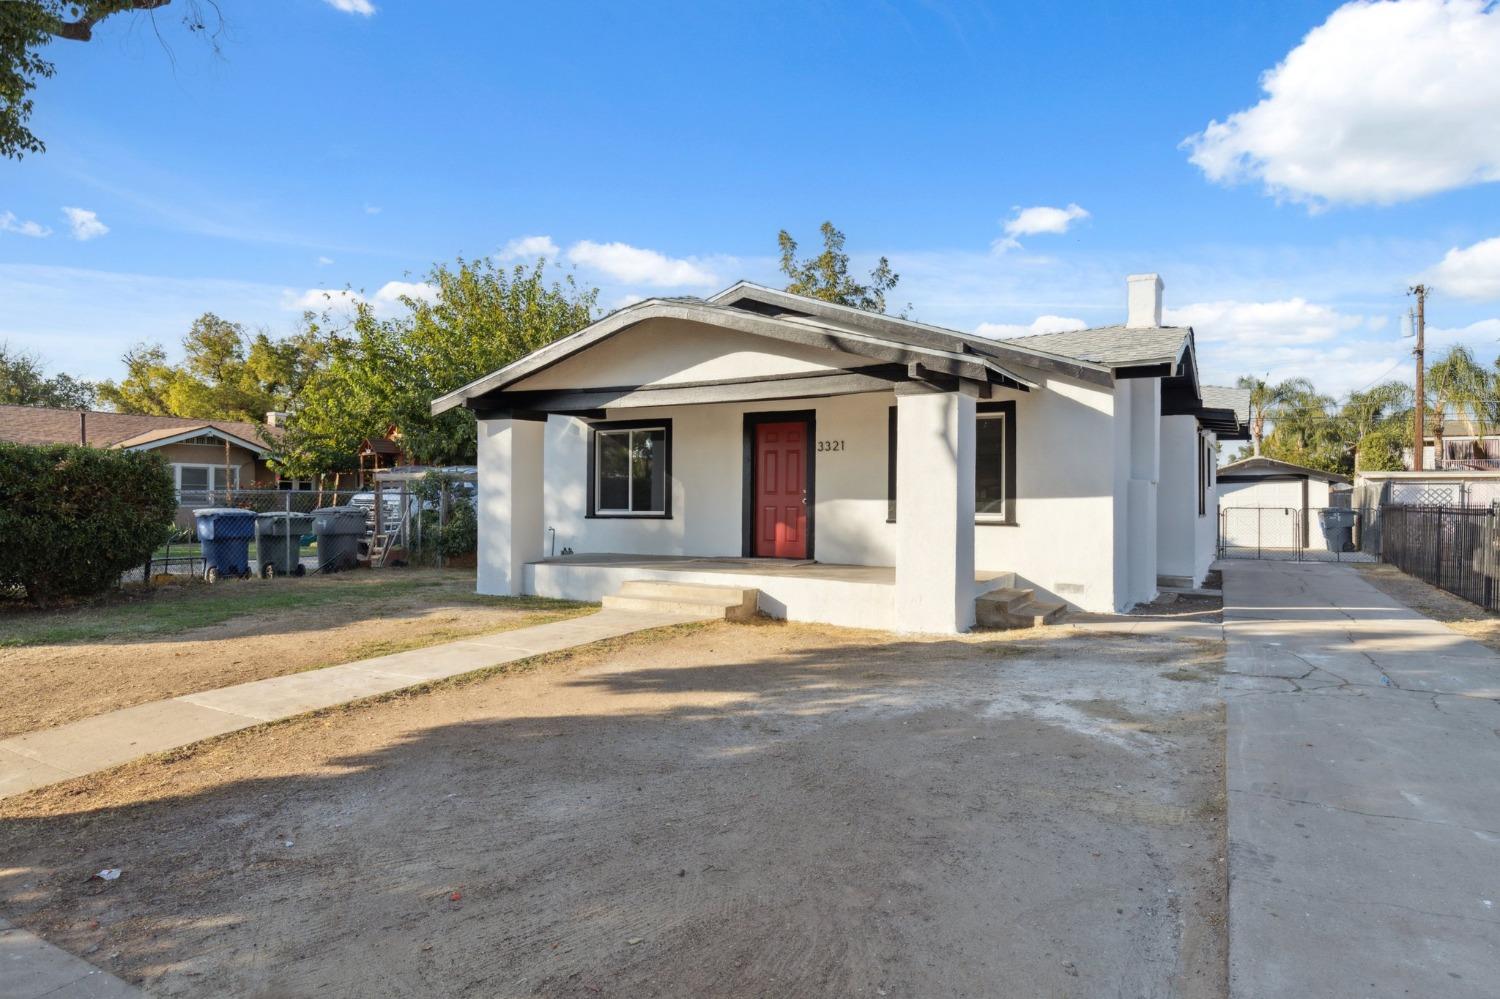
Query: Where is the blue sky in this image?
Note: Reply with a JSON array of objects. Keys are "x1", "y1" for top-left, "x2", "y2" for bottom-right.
[{"x1": 3, "y1": 0, "x2": 1499, "y2": 396}]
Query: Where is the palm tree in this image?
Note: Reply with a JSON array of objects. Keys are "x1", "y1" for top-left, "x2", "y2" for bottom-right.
[
  {"x1": 1236, "y1": 375, "x2": 1289, "y2": 457},
  {"x1": 1339, "y1": 381, "x2": 1411, "y2": 469},
  {"x1": 1426, "y1": 345, "x2": 1490, "y2": 468}
]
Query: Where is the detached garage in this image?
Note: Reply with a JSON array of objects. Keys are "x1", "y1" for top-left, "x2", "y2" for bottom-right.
[{"x1": 1217, "y1": 457, "x2": 1351, "y2": 554}]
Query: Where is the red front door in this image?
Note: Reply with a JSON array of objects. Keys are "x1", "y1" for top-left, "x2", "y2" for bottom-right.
[{"x1": 754, "y1": 421, "x2": 808, "y2": 558}]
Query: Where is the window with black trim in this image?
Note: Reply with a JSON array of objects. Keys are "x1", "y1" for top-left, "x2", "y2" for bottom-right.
[
  {"x1": 887, "y1": 401, "x2": 1016, "y2": 524},
  {"x1": 587, "y1": 420, "x2": 672, "y2": 517}
]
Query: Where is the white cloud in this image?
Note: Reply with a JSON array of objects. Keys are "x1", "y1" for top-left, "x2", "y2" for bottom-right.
[
  {"x1": 0, "y1": 211, "x2": 51, "y2": 238},
  {"x1": 363, "y1": 204, "x2": 381, "y2": 215},
  {"x1": 994, "y1": 204, "x2": 1089, "y2": 251},
  {"x1": 62, "y1": 207, "x2": 108, "y2": 241},
  {"x1": 496, "y1": 234, "x2": 560, "y2": 262},
  {"x1": 283, "y1": 287, "x2": 364, "y2": 312},
  {"x1": 565, "y1": 240, "x2": 717, "y2": 287},
  {"x1": 374, "y1": 280, "x2": 438, "y2": 305},
  {"x1": 1184, "y1": 0, "x2": 1500, "y2": 207},
  {"x1": 317, "y1": 255, "x2": 334, "y2": 266},
  {"x1": 1425, "y1": 236, "x2": 1500, "y2": 301},
  {"x1": 1166, "y1": 298, "x2": 1364, "y2": 346},
  {"x1": 974, "y1": 315, "x2": 1088, "y2": 339},
  {"x1": 324, "y1": 0, "x2": 376, "y2": 15}
]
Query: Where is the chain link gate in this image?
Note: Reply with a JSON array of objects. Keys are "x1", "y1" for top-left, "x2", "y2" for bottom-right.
[{"x1": 1218, "y1": 506, "x2": 1376, "y2": 562}]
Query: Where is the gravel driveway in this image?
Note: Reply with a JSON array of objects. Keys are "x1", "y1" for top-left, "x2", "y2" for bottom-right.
[{"x1": 0, "y1": 621, "x2": 1226, "y2": 998}]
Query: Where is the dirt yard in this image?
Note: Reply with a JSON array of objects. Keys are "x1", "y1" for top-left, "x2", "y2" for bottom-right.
[
  {"x1": 1356, "y1": 562, "x2": 1500, "y2": 654},
  {"x1": 0, "y1": 620, "x2": 1227, "y2": 998},
  {"x1": 0, "y1": 571, "x2": 590, "y2": 739}
]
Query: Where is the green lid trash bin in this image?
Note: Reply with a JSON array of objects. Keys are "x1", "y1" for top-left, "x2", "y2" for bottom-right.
[
  {"x1": 256, "y1": 512, "x2": 315, "y2": 579},
  {"x1": 312, "y1": 505, "x2": 367, "y2": 573}
]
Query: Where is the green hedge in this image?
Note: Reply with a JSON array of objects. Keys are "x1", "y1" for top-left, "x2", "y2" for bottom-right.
[{"x1": 0, "y1": 443, "x2": 177, "y2": 604}]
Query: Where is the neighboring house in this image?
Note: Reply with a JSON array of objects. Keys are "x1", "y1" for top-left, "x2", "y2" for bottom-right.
[
  {"x1": 1402, "y1": 416, "x2": 1500, "y2": 470},
  {"x1": 0, "y1": 405, "x2": 286, "y2": 526},
  {"x1": 432, "y1": 273, "x2": 1249, "y2": 634},
  {"x1": 1218, "y1": 456, "x2": 1350, "y2": 553}
]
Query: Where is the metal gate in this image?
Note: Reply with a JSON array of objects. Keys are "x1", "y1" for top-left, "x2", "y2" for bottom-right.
[{"x1": 1218, "y1": 506, "x2": 1375, "y2": 562}]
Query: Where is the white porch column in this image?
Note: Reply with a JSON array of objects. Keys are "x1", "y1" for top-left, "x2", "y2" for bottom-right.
[
  {"x1": 895, "y1": 387, "x2": 977, "y2": 633},
  {"x1": 476, "y1": 413, "x2": 546, "y2": 596}
]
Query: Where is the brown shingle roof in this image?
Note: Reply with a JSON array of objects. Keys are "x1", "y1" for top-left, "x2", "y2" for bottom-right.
[{"x1": 0, "y1": 405, "x2": 276, "y2": 451}]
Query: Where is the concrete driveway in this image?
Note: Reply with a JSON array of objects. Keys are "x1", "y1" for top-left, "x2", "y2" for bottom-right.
[{"x1": 1222, "y1": 561, "x2": 1500, "y2": 998}]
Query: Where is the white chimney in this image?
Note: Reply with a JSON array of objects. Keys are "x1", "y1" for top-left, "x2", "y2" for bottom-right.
[
  {"x1": 265, "y1": 411, "x2": 289, "y2": 428},
  {"x1": 1126, "y1": 273, "x2": 1163, "y2": 328}
]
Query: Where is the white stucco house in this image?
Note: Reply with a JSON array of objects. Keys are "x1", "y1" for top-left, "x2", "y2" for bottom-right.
[{"x1": 432, "y1": 273, "x2": 1249, "y2": 634}]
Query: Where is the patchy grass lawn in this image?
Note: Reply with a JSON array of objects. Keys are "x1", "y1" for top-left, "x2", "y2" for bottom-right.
[
  {"x1": 0, "y1": 621, "x2": 1227, "y2": 998},
  {"x1": 0, "y1": 570, "x2": 593, "y2": 738}
]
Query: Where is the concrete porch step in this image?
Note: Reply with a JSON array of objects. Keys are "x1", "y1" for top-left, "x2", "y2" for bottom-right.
[
  {"x1": 602, "y1": 580, "x2": 759, "y2": 621},
  {"x1": 975, "y1": 586, "x2": 1067, "y2": 630}
]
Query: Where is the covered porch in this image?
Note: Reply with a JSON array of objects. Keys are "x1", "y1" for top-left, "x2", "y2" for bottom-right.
[{"x1": 527, "y1": 553, "x2": 1014, "y2": 631}]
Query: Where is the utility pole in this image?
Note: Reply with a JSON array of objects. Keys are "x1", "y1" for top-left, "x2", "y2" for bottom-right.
[{"x1": 1410, "y1": 284, "x2": 1427, "y2": 471}]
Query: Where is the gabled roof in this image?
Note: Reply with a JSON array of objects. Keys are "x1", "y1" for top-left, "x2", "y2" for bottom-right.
[
  {"x1": 1200, "y1": 385, "x2": 1251, "y2": 428},
  {"x1": 112, "y1": 424, "x2": 272, "y2": 455},
  {"x1": 432, "y1": 294, "x2": 1048, "y2": 415},
  {"x1": 0, "y1": 405, "x2": 275, "y2": 452},
  {"x1": 1219, "y1": 456, "x2": 1350, "y2": 483},
  {"x1": 999, "y1": 324, "x2": 1191, "y2": 369}
]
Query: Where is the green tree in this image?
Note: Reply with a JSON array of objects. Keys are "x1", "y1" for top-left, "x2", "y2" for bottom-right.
[
  {"x1": 1355, "y1": 425, "x2": 1407, "y2": 472},
  {"x1": 0, "y1": 343, "x2": 96, "y2": 408},
  {"x1": 778, "y1": 221, "x2": 900, "y2": 314},
  {"x1": 274, "y1": 258, "x2": 597, "y2": 476},
  {"x1": 1426, "y1": 344, "x2": 1490, "y2": 468},
  {"x1": 1337, "y1": 381, "x2": 1410, "y2": 470},
  {"x1": 1235, "y1": 374, "x2": 1299, "y2": 457},
  {"x1": 98, "y1": 314, "x2": 326, "y2": 423},
  {"x1": 1, "y1": 1, "x2": 211, "y2": 160},
  {"x1": 1261, "y1": 378, "x2": 1345, "y2": 473}
]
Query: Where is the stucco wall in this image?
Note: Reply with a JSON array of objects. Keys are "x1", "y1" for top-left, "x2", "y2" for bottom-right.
[
  {"x1": 511, "y1": 318, "x2": 875, "y2": 391},
  {"x1": 542, "y1": 391, "x2": 898, "y2": 566},
  {"x1": 1157, "y1": 416, "x2": 1217, "y2": 585},
  {"x1": 152, "y1": 441, "x2": 267, "y2": 486}
]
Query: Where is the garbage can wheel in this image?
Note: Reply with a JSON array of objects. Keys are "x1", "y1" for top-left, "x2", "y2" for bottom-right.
[
  {"x1": 262, "y1": 563, "x2": 276, "y2": 580},
  {"x1": 205, "y1": 566, "x2": 219, "y2": 585},
  {"x1": 293, "y1": 564, "x2": 306, "y2": 577}
]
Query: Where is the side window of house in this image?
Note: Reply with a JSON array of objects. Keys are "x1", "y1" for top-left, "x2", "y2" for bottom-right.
[
  {"x1": 976, "y1": 402, "x2": 1017, "y2": 524},
  {"x1": 887, "y1": 403, "x2": 1016, "y2": 523},
  {"x1": 589, "y1": 421, "x2": 672, "y2": 517}
]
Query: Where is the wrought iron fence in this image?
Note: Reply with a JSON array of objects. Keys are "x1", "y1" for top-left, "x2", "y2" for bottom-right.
[
  {"x1": 1380, "y1": 505, "x2": 1500, "y2": 611},
  {"x1": 1218, "y1": 506, "x2": 1376, "y2": 562}
]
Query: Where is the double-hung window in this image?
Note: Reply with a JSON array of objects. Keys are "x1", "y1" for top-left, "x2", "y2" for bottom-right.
[{"x1": 588, "y1": 420, "x2": 672, "y2": 517}]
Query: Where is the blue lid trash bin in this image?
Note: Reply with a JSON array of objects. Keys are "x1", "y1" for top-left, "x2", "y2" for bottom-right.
[
  {"x1": 312, "y1": 506, "x2": 367, "y2": 573},
  {"x1": 194, "y1": 508, "x2": 256, "y2": 583},
  {"x1": 256, "y1": 512, "x2": 315, "y2": 579}
]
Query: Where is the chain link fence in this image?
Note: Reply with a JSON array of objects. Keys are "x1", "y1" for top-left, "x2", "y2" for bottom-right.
[
  {"x1": 126, "y1": 472, "x2": 477, "y2": 584},
  {"x1": 1218, "y1": 506, "x2": 1376, "y2": 562}
]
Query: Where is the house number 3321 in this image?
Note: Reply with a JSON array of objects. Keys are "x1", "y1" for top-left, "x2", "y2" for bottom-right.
[{"x1": 816, "y1": 440, "x2": 846, "y2": 452}]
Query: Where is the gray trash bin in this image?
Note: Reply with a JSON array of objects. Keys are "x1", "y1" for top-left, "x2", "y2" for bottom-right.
[
  {"x1": 256, "y1": 512, "x2": 314, "y2": 578},
  {"x1": 1318, "y1": 508, "x2": 1357, "y2": 552},
  {"x1": 312, "y1": 505, "x2": 367, "y2": 573}
]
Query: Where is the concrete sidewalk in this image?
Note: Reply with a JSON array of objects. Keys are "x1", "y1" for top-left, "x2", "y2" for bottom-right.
[
  {"x1": 1, "y1": 918, "x2": 142, "y2": 998},
  {"x1": 0, "y1": 608, "x2": 700, "y2": 801},
  {"x1": 1222, "y1": 561, "x2": 1500, "y2": 998}
]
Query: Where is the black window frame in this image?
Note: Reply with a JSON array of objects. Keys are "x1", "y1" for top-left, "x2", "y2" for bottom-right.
[
  {"x1": 975, "y1": 400, "x2": 1018, "y2": 525},
  {"x1": 585, "y1": 418, "x2": 673, "y2": 519},
  {"x1": 886, "y1": 400, "x2": 1017, "y2": 525}
]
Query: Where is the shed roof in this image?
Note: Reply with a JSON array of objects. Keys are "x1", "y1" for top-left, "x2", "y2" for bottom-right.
[{"x1": 1218, "y1": 456, "x2": 1350, "y2": 483}]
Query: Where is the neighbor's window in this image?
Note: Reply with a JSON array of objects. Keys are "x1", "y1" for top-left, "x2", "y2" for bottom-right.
[{"x1": 591, "y1": 423, "x2": 670, "y2": 516}]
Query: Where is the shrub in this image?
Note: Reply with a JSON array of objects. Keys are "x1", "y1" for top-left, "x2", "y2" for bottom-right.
[
  {"x1": 1356, "y1": 426, "x2": 1406, "y2": 472},
  {"x1": 0, "y1": 443, "x2": 177, "y2": 604},
  {"x1": 408, "y1": 470, "x2": 478, "y2": 564}
]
